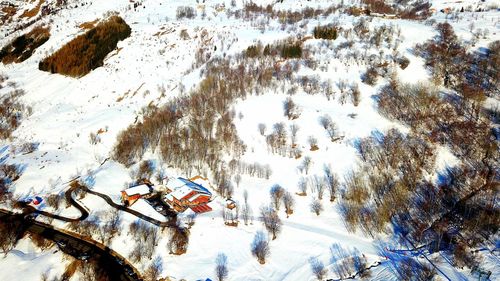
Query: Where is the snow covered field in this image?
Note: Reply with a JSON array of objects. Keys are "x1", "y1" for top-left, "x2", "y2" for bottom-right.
[{"x1": 0, "y1": 0, "x2": 499, "y2": 280}]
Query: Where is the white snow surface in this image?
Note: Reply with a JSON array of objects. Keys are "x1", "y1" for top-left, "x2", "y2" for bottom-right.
[{"x1": 0, "y1": 0, "x2": 498, "y2": 280}]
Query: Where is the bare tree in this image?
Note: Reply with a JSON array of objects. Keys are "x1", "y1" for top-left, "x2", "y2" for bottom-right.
[
  {"x1": 168, "y1": 225, "x2": 190, "y2": 255},
  {"x1": 243, "y1": 189, "x2": 249, "y2": 205},
  {"x1": 215, "y1": 253, "x2": 229, "y2": 281},
  {"x1": 269, "y1": 184, "x2": 285, "y2": 210},
  {"x1": 298, "y1": 177, "x2": 308, "y2": 195},
  {"x1": 310, "y1": 199, "x2": 323, "y2": 216},
  {"x1": 282, "y1": 191, "x2": 295, "y2": 217},
  {"x1": 319, "y1": 114, "x2": 338, "y2": 142},
  {"x1": 258, "y1": 123, "x2": 266, "y2": 136},
  {"x1": 145, "y1": 256, "x2": 163, "y2": 281},
  {"x1": 241, "y1": 202, "x2": 252, "y2": 225},
  {"x1": 308, "y1": 136, "x2": 319, "y2": 151},
  {"x1": 289, "y1": 123, "x2": 300, "y2": 146},
  {"x1": 260, "y1": 205, "x2": 282, "y2": 240},
  {"x1": 251, "y1": 231, "x2": 270, "y2": 264},
  {"x1": 0, "y1": 218, "x2": 22, "y2": 256},
  {"x1": 234, "y1": 174, "x2": 241, "y2": 188},
  {"x1": 301, "y1": 156, "x2": 312, "y2": 175},
  {"x1": 313, "y1": 175, "x2": 326, "y2": 200},
  {"x1": 309, "y1": 257, "x2": 327, "y2": 280},
  {"x1": 324, "y1": 165, "x2": 339, "y2": 202},
  {"x1": 283, "y1": 97, "x2": 301, "y2": 120},
  {"x1": 319, "y1": 114, "x2": 332, "y2": 130}
]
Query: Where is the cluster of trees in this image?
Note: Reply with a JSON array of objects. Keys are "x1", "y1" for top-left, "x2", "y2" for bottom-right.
[
  {"x1": 296, "y1": 166, "x2": 339, "y2": 203},
  {"x1": 68, "y1": 209, "x2": 121, "y2": 245},
  {"x1": 0, "y1": 163, "x2": 22, "y2": 202},
  {"x1": 128, "y1": 220, "x2": 159, "y2": 262},
  {"x1": 176, "y1": 6, "x2": 196, "y2": 20},
  {"x1": 167, "y1": 224, "x2": 190, "y2": 255},
  {"x1": 0, "y1": 215, "x2": 24, "y2": 256},
  {"x1": 363, "y1": 0, "x2": 431, "y2": 19},
  {"x1": 313, "y1": 25, "x2": 338, "y2": 40},
  {"x1": 339, "y1": 23, "x2": 499, "y2": 275},
  {"x1": 39, "y1": 16, "x2": 131, "y2": 77},
  {"x1": 245, "y1": 39, "x2": 303, "y2": 59},
  {"x1": 417, "y1": 22, "x2": 498, "y2": 103},
  {"x1": 239, "y1": 1, "x2": 339, "y2": 25},
  {"x1": 226, "y1": 159, "x2": 272, "y2": 180},
  {"x1": 113, "y1": 58, "x2": 250, "y2": 178},
  {"x1": 269, "y1": 184, "x2": 295, "y2": 217},
  {"x1": 0, "y1": 26, "x2": 50, "y2": 64},
  {"x1": 329, "y1": 243, "x2": 369, "y2": 279},
  {"x1": 0, "y1": 87, "x2": 31, "y2": 140}
]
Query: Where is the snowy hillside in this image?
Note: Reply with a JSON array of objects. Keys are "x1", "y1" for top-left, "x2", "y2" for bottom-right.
[{"x1": 0, "y1": 0, "x2": 499, "y2": 280}]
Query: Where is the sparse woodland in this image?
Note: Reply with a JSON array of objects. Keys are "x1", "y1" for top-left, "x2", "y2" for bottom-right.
[
  {"x1": 0, "y1": 1, "x2": 499, "y2": 280},
  {"x1": 339, "y1": 23, "x2": 499, "y2": 277}
]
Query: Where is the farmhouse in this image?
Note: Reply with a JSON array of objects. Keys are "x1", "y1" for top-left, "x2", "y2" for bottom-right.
[
  {"x1": 164, "y1": 177, "x2": 212, "y2": 213},
  {"x1": 121, "y1": 183, "x2": 153, "y2": 206}
]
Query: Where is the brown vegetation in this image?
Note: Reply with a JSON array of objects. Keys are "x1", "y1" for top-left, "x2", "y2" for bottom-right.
[
  {"x1": 0, "y1": 26, "x2": 50, "y2": 64},
  {"x1": 1, "y1": 6, "x2": 17, "y2": 23},
  {"x1": 313, "y1": 25, "x2": 338, "y2": 40},
  {"x1": 78, "y1": 19, "x2": 99, "y2": 30},
  {"x1": 21, "y1": 0, "x2": 45, "y2": 18},
  {"x1": 39, "y1": 16, "x2": 131, "y2": 77}
]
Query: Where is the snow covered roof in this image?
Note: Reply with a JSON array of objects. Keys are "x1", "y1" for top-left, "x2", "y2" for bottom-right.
[
  {"x1": 165, "y1": 177, "x2": 212, "y2": 201},
  {"x1": 169, "y1": 184, "x2": 195, "y2": 200},
  {"x1": 123, "y1": 184, "x2": 152, "y2": 196}
]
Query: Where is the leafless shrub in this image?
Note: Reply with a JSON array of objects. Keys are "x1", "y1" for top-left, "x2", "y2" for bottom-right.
[
  {"x1": 180, "y1": 29, "x2": 190, "y2": 40},
  {"x1": 269, "y1": 184, "x2": 285, "y2": 210},
  {"x1": 289, "y1": 123, "x2": 299, "y2": 146},
  {"x1": 324, "y1": 165, "x2": 339, "y2": 202},
  {"x1": 297, "y1": 177, "x2": 308, "y2": 196},
  {"x1": 136, "y1": 160, "x2": 154, "y2": 181},
  {"x1": 313, "y1": 175, "x2": 326, "y2": 200},
  {"x1": 168, "y1": 225, "x2": 190, "y2": 255},
  {"x1": 0, "y1": 218, "x2": 23, "y2": 255},
  {"x1": 283, "y1": 97, "x2": 301, "y2": 120},
  {"x1": 258, "y1": 123, "x2": 266, "y2": 136},
  {"x1": 362, "y1": 66, "x2": 378, "y2": 85},
  {"x1": 144, "y1": 256, "x2": 163, "y2": 281},
  {"x1": 251, "y1": 231, "x2": 269, "y2": 264},
  {"x1": 309, "y1": 257, "x2": 327, "y2": 280},
  {"x1": 308, "y1": 136, "x2": 319, "y2": 151},
  {"x1": 310, "y1": 199, "x2": 323, "y2": 215},
  {"x1": 282, "y1": 191, "x2": 295, "y2": 217},
  {"x1": 46, "y1": 193, "x2": 62, "y2": 210},
  {"x1": 300, "y1": 156, "x2": 312, "y2": 175},
  {"x1": 260, "y1": 205, "x2": 282, "y2": 240},
  {"x1": 215, "y1": 253, "x2": 229, "y2": 281}
]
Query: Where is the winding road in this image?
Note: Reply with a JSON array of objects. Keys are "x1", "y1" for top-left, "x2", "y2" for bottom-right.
[{"x1": 22, "y1": 181, "x2": 176, "y2": 227}]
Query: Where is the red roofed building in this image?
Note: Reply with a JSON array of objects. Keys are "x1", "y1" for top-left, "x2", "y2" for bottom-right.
[
  {"x1": 164, "y1": 177, "x2": 212, "y2": 213},
  {"x1": 121, "y1": 184, "x2": 153, "y2": 206}
]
